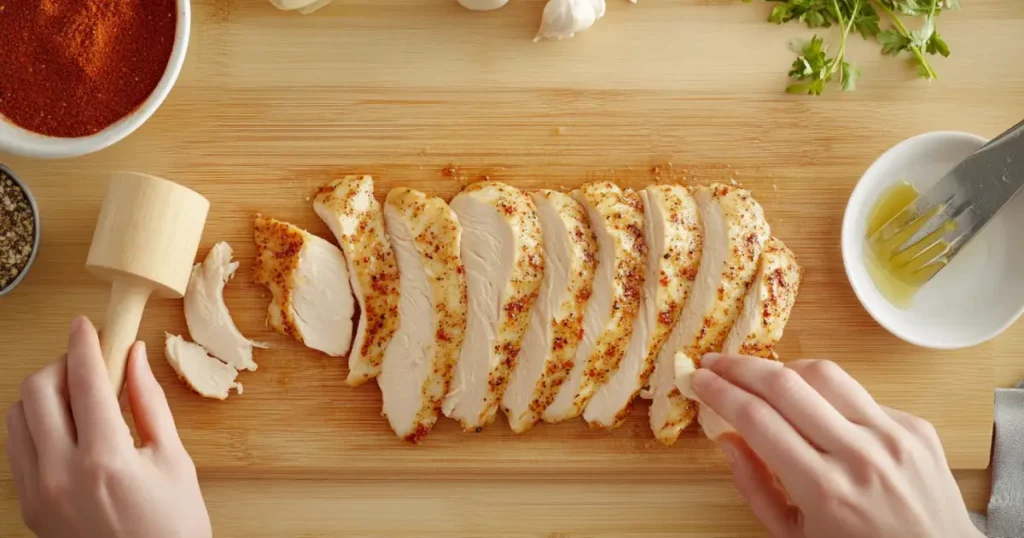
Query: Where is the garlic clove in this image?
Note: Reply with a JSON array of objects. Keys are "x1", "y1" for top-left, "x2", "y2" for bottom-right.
[
  {"x1": 458, "y1": 0, "x2": 510, "y2": 11},
  {"x1": 534, "y1": 0, "x2": 606, "y2": 41}
]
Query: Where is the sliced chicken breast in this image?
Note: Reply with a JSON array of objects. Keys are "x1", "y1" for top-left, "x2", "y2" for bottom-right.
[
  {"x1": 584, "y1": 185, "x2": 701, "y2": 429},
  {"x1": 502, "y1": 190, "x2": 597, "y2": 433},
  {"x1": 443, "y1": 182, "x2": 544, "y2": 431},
  {"x1": 542, "y1": 182, "x2": 646, "y2": 423},
  {"x1": 165, "y1": 334, "x2": 243, "y2": 400},
  {"x1": 650, "y1": 184, "x2": 769, "y2": 445},
  {"x1": 679, "y1": 236, "x2": 803, "y2": 440},
  {"x1": 253, "y1": 215, "x2": 355, "y2": 357},
  {"x1": 380, "y1": 188, "x2": 468, "y2": 442},
  {"x1": 722, "y1": 237, "x2": 802, "y2": 357},
  {"x1": 184, "y1": 242, "x2": 264, "y2": 372},
  {"x1": 314, "y1": 176, "x2": 401, "y2": 387}
]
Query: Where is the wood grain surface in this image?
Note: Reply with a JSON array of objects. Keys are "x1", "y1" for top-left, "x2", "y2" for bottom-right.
[{"x1": 2, "y1": 0, "x2": 1023, "y2": 535}]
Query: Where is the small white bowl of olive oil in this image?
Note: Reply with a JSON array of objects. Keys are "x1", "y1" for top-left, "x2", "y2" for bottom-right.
[{"x1": 843, "y1": 131, "x2": 1024, "y2": 349}]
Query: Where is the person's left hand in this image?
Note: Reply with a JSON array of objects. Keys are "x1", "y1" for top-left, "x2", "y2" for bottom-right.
[{"x1": 5, "y1": 316, "x2": 212, "y2": 538}]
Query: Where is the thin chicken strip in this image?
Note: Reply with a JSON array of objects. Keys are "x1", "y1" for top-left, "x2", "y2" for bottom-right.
[
  {"x1": 584, "y1": 184, "x2": 701, "y2": 429},
  {"x1": 443, "y1": 181, "x2": 544, "y2": 431},
  {"x1": 649, "y1": 184, "x2": 769, "y2": 445},
  {"x1": 253, "y1": 215, "x2": 356, "y2": 357},
  {"x1": 164, "y1": 334, "x2": 243, "y2": 400},
  {"x1": 677, "y1": 236, "x2": 803, "y2": 440},
  {"x1": 184, "y1": 242, "x2": 264, "y2": 372},
  {"x1": 543, "y1": 182, "x2": 645, "y2": 423},
  {"x1": 314, "y1": 175, "x2": 401, "y2": 386},
  {"x1": 380, "y1": 188, "x2": 468, "y2": 442}
]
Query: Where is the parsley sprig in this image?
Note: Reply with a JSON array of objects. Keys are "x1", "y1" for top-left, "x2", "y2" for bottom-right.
[{"x1": 748, "y1": 0, "x2": 960, "y2": 94}]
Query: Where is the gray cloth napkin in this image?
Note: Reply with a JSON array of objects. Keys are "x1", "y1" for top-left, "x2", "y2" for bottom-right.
[{"x1": 972, "y1": 381, "x2": 1024, "y2": 538}]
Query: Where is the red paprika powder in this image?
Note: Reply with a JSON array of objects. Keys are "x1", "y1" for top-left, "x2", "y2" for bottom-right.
[{"x1": 0, "y1": 0, "x2": 177, "y2": 138}]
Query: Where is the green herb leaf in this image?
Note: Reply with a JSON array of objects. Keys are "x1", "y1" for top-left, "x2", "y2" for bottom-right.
[{"x1": 877, "y1": 29, "x2": 910, "y2": 55}]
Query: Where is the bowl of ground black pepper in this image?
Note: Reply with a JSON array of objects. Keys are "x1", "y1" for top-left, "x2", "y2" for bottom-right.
[
  {"x1": 0, "y1": 165, "x2": 40, "y2": 296},
  {"x1": 0, "y1": 0, "x2": 190, "y2": 159}
]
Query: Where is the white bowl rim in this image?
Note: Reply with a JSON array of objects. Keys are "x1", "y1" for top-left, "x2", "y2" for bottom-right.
[
  {"x1": 0, "y1": 163, "x2": 41, "y2": 296},
  {"x1": 0, "y1": 0, "x2": 191, "y2": 159},
  {"x1": 841, "y1": 129, "x2": 1024, "y2": 350}
]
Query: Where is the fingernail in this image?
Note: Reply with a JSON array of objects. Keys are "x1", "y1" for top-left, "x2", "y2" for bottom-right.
[
  {"x1": 133, "y1": 341, "x2": 149, "y2": 365},
  {"x1": 701, "y1": 352, "x2": 723, "y2": 367},
  {"x1": 70, "y1": 316, "x2": 87, "y2": 335},
  {"x1": 719, "y1": 439, "x2": 740, "y2": 464}
]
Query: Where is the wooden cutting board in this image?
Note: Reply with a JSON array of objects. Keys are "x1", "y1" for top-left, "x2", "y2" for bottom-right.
[{"x1": 2, "y1": 0, "x2": 1022, "y2": 535}]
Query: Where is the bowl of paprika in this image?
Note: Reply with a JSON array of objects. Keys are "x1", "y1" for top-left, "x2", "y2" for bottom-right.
[{"x1": 0, "y1": 0, "x2": 191, "y2": 159}]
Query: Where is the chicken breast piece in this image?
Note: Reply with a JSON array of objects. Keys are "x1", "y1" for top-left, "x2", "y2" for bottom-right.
[
  {"x1": 314, "y1": 176, "x2": 401, "y2": 387},
  {"x1": 442, "y1": 182, "x2": 544, "y2": 431},
  {"x1": 542, "y1": 182, "x2": 646, "y2": 423},
  {"x1": 584, "y1": 185, "x2": 701, "y2": 429},
  {"x1": 164, "y1": 334, "x2": 243, "y2": 400},
  {"x1": 502, "y1": 190, "x2": 597, "y2": 433},
  {"x1": 380, "y1": 188, "x2": 468, "y2": 442},
  {"x1": 253, "y1": 215, "x2": 355, "y2": 357},
  {"x1": 681, "y1": 236, "x2": 803, "y2": 440},
  {"x1": 184, "y1": 242, "x2": 264, "y2": 372},
  {"x1": 650, "y1": 184, "x2": 769, "y2": 445}
]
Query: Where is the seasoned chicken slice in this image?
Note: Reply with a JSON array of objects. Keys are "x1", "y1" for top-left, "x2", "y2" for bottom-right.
[
  {"x1": 314, "y1": 176, "x2": 401, "y2": 386},
  {"x1": 164, "y1": 334, "x2": 243, "y2": 400},
  {"x1": 380, "y1": 188, "x2": 468, "y2": 442},
  {"x1": 650, "y1": 184, "x2": 769, "y2": 445},
  {"x1": 184, "y1": 242, "x2": 264, "y2": 372},
  {"x1": 253, "y1": 215, "x2": 355, "y2": 357},
  {"x1": 584, "y1": 185, "x2": 701, "y2": 429},
  {"x1": 542, "y1": 182, "x2": 645, "y2": 423},
  {"x1": 722, "y1": 237, "x2": 802, "y2": 357},
  {"x1": 502, "y1": 190, "x2": 597, "y2": 433},
  {"x1": 443, "y1": 182, "x2": 544, "y2": 431},
  {"x1": 678, "y1": 237, "x2": 803, "y2": 439}
]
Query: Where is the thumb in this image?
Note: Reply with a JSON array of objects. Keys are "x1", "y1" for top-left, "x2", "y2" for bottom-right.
[
  {"x1": 125, "y1": 341, "x2": 181, "y2": 450},
  {"x1": 719, "y1": 434, "x2": 801, "y2": 538}
]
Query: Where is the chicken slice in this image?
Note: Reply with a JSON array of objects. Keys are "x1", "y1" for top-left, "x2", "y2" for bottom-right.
[
  {"x1": 721, "y1": 237, "x2": 802, "y2": 357},
  {"x1": 184, "y1": 242, "x2": 264, "y2": 372},
  {"x1": 679, "y1": 236, "x2": 803, "y2": 440},
  {"x1": 442, "y1": 182, "x2": 544, "y2": 431},
  {"x1": 502, "y1": 190, "x2": 597, "y2": 433},
  {"x1": 380, "y1": 188, "x2": 468, "y2": 442},
  {"x1": 542, "y1": 182, "x2": 646, "y2": 423},
  {"x1": 584, "y1": 185, "x2": 701, "y2": 429},
  {"x1": 314, "y1": 176, "x2": 401, "y2": 386},
  {"x1": 253, "y1": 215, "x2": 355, "y2": 357},
  {"x1": 164, "y1": 334, "x2": 243, "y2": 400},
  {"x1": 650, "y1": 184, "x2": 769, "y2": 445}
]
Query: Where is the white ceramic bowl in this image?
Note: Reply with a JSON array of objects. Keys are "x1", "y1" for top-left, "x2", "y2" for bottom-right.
[
  {"x1": 0, "y1": 0, "x2": 191, "y2": 159},
  {"x1": 843, "y1": 131, "x2": 1024, "y2": 349}
]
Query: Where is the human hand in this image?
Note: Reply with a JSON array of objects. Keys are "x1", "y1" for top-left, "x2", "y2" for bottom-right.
[
  {"x1": 692, "y1": 353, "x2": 983, "y2": 538},
  {"x1": 5, "y1": 316, "x2": 212, "y2": 538}
]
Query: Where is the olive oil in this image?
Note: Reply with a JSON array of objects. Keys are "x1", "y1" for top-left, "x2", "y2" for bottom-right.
[{"x1": 864, "y1": 181, "x2": 953, "y2": 309}]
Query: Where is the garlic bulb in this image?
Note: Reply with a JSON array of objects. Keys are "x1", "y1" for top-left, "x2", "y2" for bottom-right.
[
  {"x1": 458, "y1": 0, "x2": 510, "y2": 11},
  {"x1": 535, "y1": 0, "x2": 606, "y2": 41}
]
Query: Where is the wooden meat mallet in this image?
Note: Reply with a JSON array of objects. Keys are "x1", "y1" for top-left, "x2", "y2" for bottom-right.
[{"x1": 86, "y1": 172, "x2": 210, "y2": 393}]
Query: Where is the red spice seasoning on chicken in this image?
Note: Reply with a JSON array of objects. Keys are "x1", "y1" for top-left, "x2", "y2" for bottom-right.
[{"x1": 0, "y1": 0, "x2": 177, "y2": 138}]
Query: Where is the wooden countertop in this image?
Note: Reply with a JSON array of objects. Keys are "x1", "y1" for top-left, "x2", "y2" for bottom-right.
[{"x1": 2, "y1": 0, "x2": 1023, "y2": 535}]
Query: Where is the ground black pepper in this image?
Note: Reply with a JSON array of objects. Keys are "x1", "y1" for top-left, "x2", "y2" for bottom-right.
[{"x1": 0, "y1": 172, "x2": 35, "y2": 290}]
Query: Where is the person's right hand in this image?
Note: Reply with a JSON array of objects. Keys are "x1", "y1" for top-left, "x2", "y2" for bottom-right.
[
  {"x1": 5, "y1": 316, "x2": 212, "y2": 538},
  {"x1": 692, "y1": 353, "x2": 983, "y2": 538}
]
